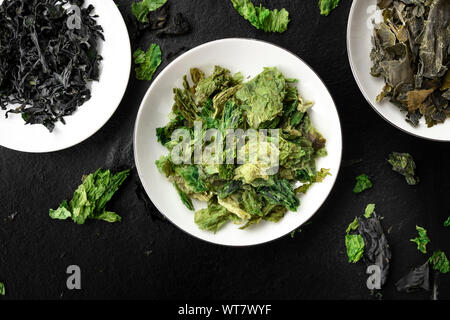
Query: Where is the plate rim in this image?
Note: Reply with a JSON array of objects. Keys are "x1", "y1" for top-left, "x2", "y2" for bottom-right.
[
  {"x1": 133, "y1": 37, "x2": 343, "y2": 247},
  {"x1": 346, "y1": 0, "x2": 450, "y2": 143},
  {"x1": 0, "y1": 0, "x2": 132, "y2": 153}
]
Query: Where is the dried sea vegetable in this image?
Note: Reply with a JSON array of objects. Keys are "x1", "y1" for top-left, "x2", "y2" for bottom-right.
[
  {"x1": 353, "y1": 174, "x2": 373, "y2": 193},
  {"x1": 0, "y1": 0, "x2": 104, "y2": 132},
  {"x1": 370, "y1": 0, "x2": 450, "y2": 127},
  {"x1": 50, "y1": 169, "x2": 130, "y2": 224},
  {"x1": 387, "y1": 152, "x2": 419, "y2": 185},
  {"x1": 230, "y1": 0, "x2": 290, "y2": 33},
  {"x1": 345, "y1": 204, "x2": 391, "y2": 287},
  {"x1": 133, "y1": 44, "x2": 162, "y2": 81},
  {"x1": 131, "y1": 0, "x2": 167, "y2": 23},
  {"x1": 155, "y1": 66, "x2": 328, "y2": 232},
  {"x1": 410, "y1": 225, "x2": 430, "y2": 254},
  {"x1": 396, "y1": 262, "x2": 430, "y2": 292},
  {"x1": 319, "y1": 0, "x2": 340, "y2": 16}
]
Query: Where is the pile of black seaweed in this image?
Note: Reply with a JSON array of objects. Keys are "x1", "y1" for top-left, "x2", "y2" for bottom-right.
[{"x1": 0, "y1": 0, "x2": 104, "y2": 132}]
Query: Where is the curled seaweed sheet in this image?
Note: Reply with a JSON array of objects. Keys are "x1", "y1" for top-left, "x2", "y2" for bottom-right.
[{"x1": 358, "y1": 213, "x2": 392, "y2": 287}]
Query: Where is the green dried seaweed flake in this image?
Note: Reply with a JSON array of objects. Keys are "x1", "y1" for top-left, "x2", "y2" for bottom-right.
[
  {"x1": 230, "y1": 0, "x2": 290, "y2": 33},
  {"x1": 410, "y1": 225, "x2": 430, "y2": 254},
  {"x1": 319, "y1": 0, "x2": 340, "y2": 16},
  {"x1": 364, "y1": 204, "x2": 376, "y2": 218},
  {"x1": 345, "y1": 234, "x2": 365, "y2": 263},
  {"x1": 387, "y1": 152, "x2": 419, "y2": 185},
  {"x1": 429, "y1": 251, "x2": 450, "y2": 274},
  {"x1": 49, "y1": 169, "x2": 130, "y2": 224},
  {"x1": 353, "y1": 174, "x2": 373, "y2": 193},
  {"x1": 131, "y1": 0, "x2": 167, "y2": 23}
]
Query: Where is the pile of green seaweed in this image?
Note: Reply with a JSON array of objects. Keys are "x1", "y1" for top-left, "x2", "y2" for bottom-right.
[
  {"x1": 155, "y1": 66, "x2": 329, "y2": 232},
  {"x1": 371, "y1": 0, "x2": 450, "y2": 127},
  {"x1": 0, "y1": 0, "x2": 104, "y2": 132}
]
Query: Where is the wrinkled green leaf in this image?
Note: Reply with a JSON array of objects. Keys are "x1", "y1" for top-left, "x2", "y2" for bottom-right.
[
  {"x1": 230, "y1": 0, "x2": 290, "y2": 33},
  {"x1": 194, "y1": 202, "x2": 231, "y2": 233},
  {"x1": 353, "y1": 174, "x2": 373, "y2": 193},
  {"x1": 49, "y1": 169, "x2": 130, "y2": 224},
  {"x1": 410, "y1": 225, "x2": 430, "y2": 254},
  {"x1": 133, "y1": 44, "x2": 162, "y2": 81},
  {"x1": 174, "y1": 182, "x2": 194, "y2": 211},
  {"x1": 236, "y1": 67, "x2": 286, "y2": 128},
  {"x1": 319, "y1": 0, "x2": 339, "y2": 16},
  {"x1": 444, "y1": 216, "x2": 450, "y2": 227},
  {"x1": 364, "y1": 204, "x2": 376, "y2": 218},
  {"x1": 345, "y1": 234, "x2": 365, "y2": 263}
]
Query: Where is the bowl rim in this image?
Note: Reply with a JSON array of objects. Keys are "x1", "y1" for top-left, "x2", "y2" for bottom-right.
[
  {"x1": 133, "y1": 37, "x2": 343, "y2": 247},
  {"x1": 346, "y1": 0, "x2": 450, "y2": 143}
]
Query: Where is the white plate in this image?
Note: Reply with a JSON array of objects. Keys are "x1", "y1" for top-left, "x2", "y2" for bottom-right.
[
  {"x1": 0, "y1": 0, "x2": 131, "y2": 153},
  {"x1": 347, "y1": 0, "x2": 450, "y2": 141},
  {"x1": 134, "y1": 38, "x2": 342, "y2": 246}
]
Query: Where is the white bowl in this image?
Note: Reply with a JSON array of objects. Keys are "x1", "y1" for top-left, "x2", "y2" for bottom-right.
[
  {"x1": 134, "y1": 38, "x2": 343, "y2": 246},
  {"x1": 0, "y1": 0, "x2": 131, "y2": 152},
  {"x1": 347, "y1": 0, "x2": 450, "y2": 141}
]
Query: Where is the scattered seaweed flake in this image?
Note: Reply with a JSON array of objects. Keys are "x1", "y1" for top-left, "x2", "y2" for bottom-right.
[{"x1": 0, "y1": 0, "x2": 104, "y2": 132}]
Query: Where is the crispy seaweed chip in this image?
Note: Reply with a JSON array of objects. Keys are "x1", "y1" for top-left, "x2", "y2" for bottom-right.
[
  {"x1": 0, "y1": 0, "x2": 104, "y2": 132},
  {"x1": 370, "y1": 0, "x2": 450, "y2": 127}
]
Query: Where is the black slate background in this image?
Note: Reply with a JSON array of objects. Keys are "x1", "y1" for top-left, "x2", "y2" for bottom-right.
[{"x1": 0, "y1": 0, "x2": 449, "y2": 300}]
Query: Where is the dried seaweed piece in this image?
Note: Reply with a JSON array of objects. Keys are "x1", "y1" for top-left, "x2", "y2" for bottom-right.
[
  {"x1": 345, "y1": 207, "x2": 391, "y2": 287},
  {"x1": 133, "y1": 43, "x2": 162, "y2": 81},
  {"x1": 387, "y1": 152, "x2": 419, "y2": 185},
  {"x1": 396, "y1": 262, "x2": 430, "y2": 293},
  {"x1": 131, "y1": 0, "x2": 167, "y2": 23},
  {"x1": 410, "y1": 225, "x2": 430, "y2": 254},
  {"x1": 230, "y1": 0, "x2": 290, "y2": 33},
  {"x1": 0, "y1": 0, "x2": 104, "y2": 132},
  {"x1": 353, "y1": 174, "x2": 373, "y2": 193},
  {"x1": 319, "y1": 0, "x2": 340, "y2": 16}
]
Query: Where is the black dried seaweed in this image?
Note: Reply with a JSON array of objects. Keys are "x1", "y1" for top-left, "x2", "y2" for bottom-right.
[
  {"x1": 345, "y1": 208, "x2": 392, "y2": 288},
  {"x1": 132, "y1": 2, "x2": 169, "y2": 32},
  {"x1": 358, "y1": 213, "x2": 392, "y2": 287},
  {"x1": 0, "y1": 0, "x2": 104, "y2": 132},
  {"x1": 371, "y1": 0, "x2": 450, "y2": 127},
  {"x1": 395, "y1": 262, "x2": 430, "y2": 292}
]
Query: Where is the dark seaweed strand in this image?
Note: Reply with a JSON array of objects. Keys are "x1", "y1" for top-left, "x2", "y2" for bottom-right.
[{"x1": 0, "y1": 0, "x2": 104, "y2": 132}]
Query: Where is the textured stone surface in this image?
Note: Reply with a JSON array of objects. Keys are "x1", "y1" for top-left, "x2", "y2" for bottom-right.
[{"x1": 0, "y1": 0, "x2": 449, "y2": 300}]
